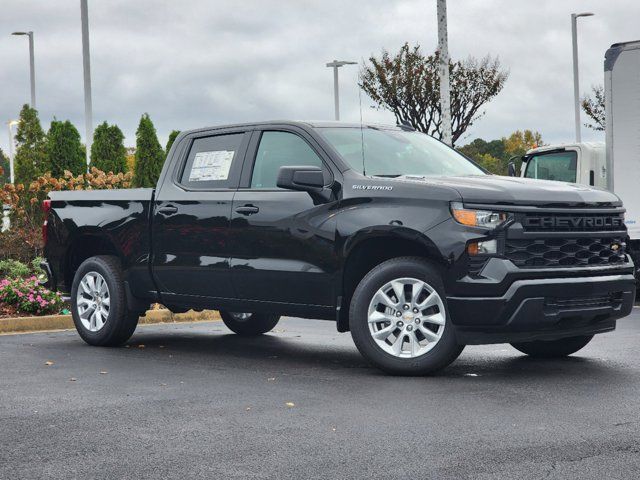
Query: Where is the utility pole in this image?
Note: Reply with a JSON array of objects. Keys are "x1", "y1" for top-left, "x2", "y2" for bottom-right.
[
  {"x1": 80, "y1": 0, "x2": 93, "y2": 170},
  {"x1": 326, "y1": 60, "x2": 357, "y2": 121},
  {"x1": 437, "y1": 0, "x2": 452, "y2": 146},
  {"x1": 11, "y1": 31, "x2": 36, "y2": 108},
  {"x1": 571, "y1": 12, "x2": 594, "y2": 143}
]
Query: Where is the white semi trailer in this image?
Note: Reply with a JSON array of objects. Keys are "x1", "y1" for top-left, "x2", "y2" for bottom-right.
[{"x1": 514, "y1": 40, "x2": 640, "y2": 268}]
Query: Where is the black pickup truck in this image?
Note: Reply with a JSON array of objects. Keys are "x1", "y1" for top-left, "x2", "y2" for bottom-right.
[{"x1": 42, "y1": 121, "x2": 635, "y2": 375}]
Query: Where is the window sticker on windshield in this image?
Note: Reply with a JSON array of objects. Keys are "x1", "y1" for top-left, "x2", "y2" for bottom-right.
[{"x1": 189, "y1": 150, "x2": 235, "y2": 182}]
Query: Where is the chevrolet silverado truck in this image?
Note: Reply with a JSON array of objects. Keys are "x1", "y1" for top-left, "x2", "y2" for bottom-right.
[{"x1": 41, "y1": 121, "x2": 635, "y2": 375}]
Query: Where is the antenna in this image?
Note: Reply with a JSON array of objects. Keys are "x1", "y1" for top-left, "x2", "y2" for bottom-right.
[{"x1": 358, "y1": 88, "x2": 366, "y2": 176}]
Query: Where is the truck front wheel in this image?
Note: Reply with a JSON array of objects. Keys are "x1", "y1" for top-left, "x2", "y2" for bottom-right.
[
  {"x1": 349, "y1": 257, "x2": 464, "y2": 376},
  {"x1": 219, "y1": 311, "x2": 280, "y2": 336},
  {"x1": 70, "y1": 256, "x2": 141, "y2": 347},
  {"x1": 511, "y1": 335, "x2": 594, "y2": 358}
]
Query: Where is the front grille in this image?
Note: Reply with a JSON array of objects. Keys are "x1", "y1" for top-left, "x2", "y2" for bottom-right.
[
  {"x1": 519, "y1": 212, "x2": 625, "y2": 232},
  {"x1": 505, "y1": 237, "x2": 627, "y2": 268}
]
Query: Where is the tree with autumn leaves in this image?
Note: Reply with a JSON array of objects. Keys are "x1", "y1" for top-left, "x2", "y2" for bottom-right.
[
  {"x1": 581, "y1": 85, "x2": 605, "y2": 132},
  {"x1": 360, "y1": 43, "x2": 509, "y2": 146},
  {"x1": 458, "y1": 130, "x2": 544, "y2": 175}
]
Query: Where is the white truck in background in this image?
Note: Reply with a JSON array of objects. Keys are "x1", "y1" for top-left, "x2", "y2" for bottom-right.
[{"x1": 514, "y1": 40, "x2": 640, "y2": 269}]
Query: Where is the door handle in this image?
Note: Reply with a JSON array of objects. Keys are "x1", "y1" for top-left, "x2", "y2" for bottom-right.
[
  {"x1": 157, "y1": 205, "x2": 178, "y2": 215},
  {"x1": 235, "y1": 204, "x2": 259, "y2": 215}
]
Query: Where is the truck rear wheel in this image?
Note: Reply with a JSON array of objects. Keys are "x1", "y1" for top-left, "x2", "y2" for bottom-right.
[
  {"x1": 511, "y1": 335, "x2": 594, "y2": 358},
  {"x1": 70, "y1": 256, "x2": 141, "y2": 347},
  {"x1": 219, "y1": 311, "x2": 280, "y2": 336},
  {"x1": 349, "y1": 257, "x2": 464, "y2": 376}
]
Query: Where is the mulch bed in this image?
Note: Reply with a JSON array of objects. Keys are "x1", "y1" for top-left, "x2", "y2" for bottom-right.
[
  {"x1": 0, "y1": 301, "x2": 67, "y2": 319},
  {"x1": 0, "y1": 302, "x2": 23, "y2": 319}
]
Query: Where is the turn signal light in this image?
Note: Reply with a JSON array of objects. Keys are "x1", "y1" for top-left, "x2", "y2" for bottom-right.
[{"x1": 467, "y1": 239, "x2": 498, "y2": 256}]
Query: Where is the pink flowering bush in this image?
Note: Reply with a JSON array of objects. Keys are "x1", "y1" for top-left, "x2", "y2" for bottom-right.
[{"x1": 0, "y1": 276, "x2": 64, "y2": 315}]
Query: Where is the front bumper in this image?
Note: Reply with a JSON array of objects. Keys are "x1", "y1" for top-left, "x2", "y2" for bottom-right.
[{"x1": 447, "y1": 272, "x2": 635, "y2": 345}]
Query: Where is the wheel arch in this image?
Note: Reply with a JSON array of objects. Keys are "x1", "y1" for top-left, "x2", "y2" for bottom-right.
[
  {"x1": 338, "y1": 227, "x2": 446, "y2": 332},
  {"x1": 63, "y1": 230, "x2": 122, "y2": 290}
]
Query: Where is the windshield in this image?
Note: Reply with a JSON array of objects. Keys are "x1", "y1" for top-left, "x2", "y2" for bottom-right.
[
  {"x1": 524, "y1": 151, "x2": 577, "y2": 183},
  {"x1": 318, "y1": 127, "x2": 485, "y2": 177}
]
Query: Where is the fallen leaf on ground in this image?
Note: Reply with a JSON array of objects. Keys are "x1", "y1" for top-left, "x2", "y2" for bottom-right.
[
  {"x1": 267, "y1": 377, "x2": 276, "y2": 382},
  {"x1": 99, "y1": 371, "x2": 108, "y2": 375},
  {"x1": 285, "y1": 402, "x2": 295, "y2": 407},
  {"x1": 44, "y1": 361, "x2": 54, "y2": 366},
  {"x1": 160, "y1": 383, "x2": 167, "y2": 387},
  {"x1": 69, "y1": 377, "x2": 77, "y2": 382},
  {"x1": 246, "y1": 407, "x2": 251, "y2": 411}
]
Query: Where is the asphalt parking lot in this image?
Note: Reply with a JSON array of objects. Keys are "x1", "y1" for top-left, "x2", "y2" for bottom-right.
[{"x1": 1, "y1": 311, "x2": 639, "y2": 480}]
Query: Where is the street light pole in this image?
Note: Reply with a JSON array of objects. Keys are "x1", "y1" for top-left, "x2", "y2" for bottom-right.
[
  {"x1": 6, "y1": 120, "x2": 19, "y2": 184},
  {"x1": 80, "y1": 0, "x2": 93, "y2": 170},
  {"x1": 571, "y1": 12, "x2": 594, "y2": 143},
  {"x1": 326, "y1": 60, "x2": 357, "y2": 121},
  {"x1": 11, "y1": 31, "x2": 36, "y2": 108},
  {"x1": 437, "y1": 0, "x2": 452, "y2": 146}
]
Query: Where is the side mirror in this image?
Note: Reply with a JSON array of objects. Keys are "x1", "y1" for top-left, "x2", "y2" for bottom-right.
[
  {"x1": 277, "y1": 166, "x2": 325, "y2": 191},
  {"x1": 507, "y1": 161, "x2": 517, "y2": 177}
]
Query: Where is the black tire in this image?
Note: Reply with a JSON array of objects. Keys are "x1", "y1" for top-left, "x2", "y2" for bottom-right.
[
  {"x1": 511, "y1": 335, "x2": 594, "y2": 358},
  {"x1": 349, "y1": 257, "x2": 464, "y2": 376},
  {"x1": 219, "y1": 311, "x2": 280, "y2": 336},
  {"x1": 70, "y1": 255, "x2": 140, "y2": 347}
]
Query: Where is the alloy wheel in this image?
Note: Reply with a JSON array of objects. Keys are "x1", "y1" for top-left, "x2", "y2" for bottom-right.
[
  {"x1": 76, "y1": 271, "x2": 110, "y2": 332},
  {"x1": 367, "y1": 277, "x2": 446, "y2": 358}
]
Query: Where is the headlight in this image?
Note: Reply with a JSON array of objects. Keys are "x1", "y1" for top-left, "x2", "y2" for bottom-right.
[{"x1": 450, "y1": 202, "x2": 508, "y2": 229}]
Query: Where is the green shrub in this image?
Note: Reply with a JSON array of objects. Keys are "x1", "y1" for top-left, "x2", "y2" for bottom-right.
[
  {"x1": 0, "y1": 276, "x2": 64, "y2": 315},
  {"x1": 0, "y1": 259, "x2": 30, "y2": 279},
  {"x1": 31, "y1": 256, "x2": 45, "y2": 277},
  {"x1": 0, "y1": 257, "x2": 45, "y2": 279}
]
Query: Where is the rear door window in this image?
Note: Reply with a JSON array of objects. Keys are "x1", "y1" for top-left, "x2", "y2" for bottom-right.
[{"x1": 179, "y1": 133, "x2": 246, "y2": 189}]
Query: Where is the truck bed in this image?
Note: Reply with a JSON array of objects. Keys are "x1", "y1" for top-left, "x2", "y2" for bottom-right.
[{"x1": 46, "y1": 188, "x2": 155, "y2": 297}]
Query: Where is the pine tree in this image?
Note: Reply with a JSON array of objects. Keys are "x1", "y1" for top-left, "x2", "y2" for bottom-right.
[
  {"x1": 166, "y1": 130, "x2": 180, "y2": 156},
  {"x1": 133, "y1": 113, "x2": 165, "y2": 187},
  {"x1": 47, "y1": 119, "x2": 86, "y2": 177},
  {"x1": 91, "y1": 121, "x2": 127, "y2": 173},
  {"x1": 13, "y1": 104, "x2": 49, "y2": 183},
  {"x1": 0, "y1": 147, "x2": 10, "y2": 184}
]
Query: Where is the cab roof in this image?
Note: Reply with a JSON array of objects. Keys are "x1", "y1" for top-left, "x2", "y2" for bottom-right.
[{"x1": 181, "y1": 120, "x2": 408, "y2": 136}]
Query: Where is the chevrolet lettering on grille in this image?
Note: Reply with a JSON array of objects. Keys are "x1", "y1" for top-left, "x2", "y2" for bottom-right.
[{"x1": 523, "y1": 216, "x2": 624, "y2": 229}]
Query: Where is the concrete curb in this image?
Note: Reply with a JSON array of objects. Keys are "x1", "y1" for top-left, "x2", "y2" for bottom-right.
[{"x1": 0, "y1": 309, "x2": 220, "y2": 335}]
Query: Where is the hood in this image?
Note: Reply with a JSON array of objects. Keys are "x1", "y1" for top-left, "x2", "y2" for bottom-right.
[{"x1": 399, "y1": 175, "x2": 622, "y2": 208}]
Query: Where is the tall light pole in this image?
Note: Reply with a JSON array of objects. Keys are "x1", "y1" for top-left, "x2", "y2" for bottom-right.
[
  {"x1": 80, "y1": 0, "x2": 93, "y2": 170},
  {"x1": 437, "y1": 0, "x2": 452, "y2": 146},
  {"x1": 326, "y1": 60, "x2": 357, "y2": 121},
  {"x1": 571, "y1": 12, "x2": 594, "y2": 143},
  {"x1": 11, "y1": 31, "x2": 36, "y2": 108},
  {"x1": 6, "y1": 120, "x2": 19, "y2": 184}
]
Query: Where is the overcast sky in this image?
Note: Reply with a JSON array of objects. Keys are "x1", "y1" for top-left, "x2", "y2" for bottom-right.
[{"x1": 1, "y1": 0, "x2": 639, "y2": 154}]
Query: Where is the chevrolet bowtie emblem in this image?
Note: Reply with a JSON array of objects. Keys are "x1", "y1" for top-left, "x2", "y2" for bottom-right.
[{"x1": 611, "y1": 243, "x2": 620, "y2": 251}]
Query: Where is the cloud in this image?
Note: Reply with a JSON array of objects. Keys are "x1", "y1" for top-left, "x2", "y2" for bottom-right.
[{"x1": 1, "y1": 0, "x2": 638, "y2": 154}]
